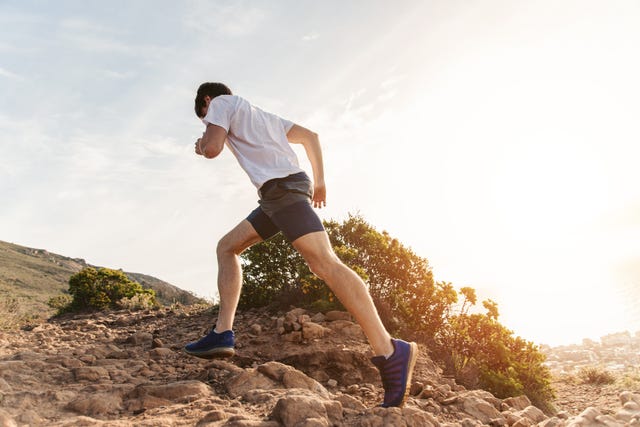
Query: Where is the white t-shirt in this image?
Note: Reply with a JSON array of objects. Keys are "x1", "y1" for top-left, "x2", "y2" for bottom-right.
[{"x1": 203, "y1": 95, "x2": 304, "y2": 189}]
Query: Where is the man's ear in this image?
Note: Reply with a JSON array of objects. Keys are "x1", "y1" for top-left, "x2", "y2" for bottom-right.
[{"x1": 201, "y1": 95, "x2": 212, "y2": 117}]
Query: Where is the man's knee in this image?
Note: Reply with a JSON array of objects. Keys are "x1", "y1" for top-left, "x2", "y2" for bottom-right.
[
  {"x1": 217, "y1": 234, "x2": 241, "y2": 257},
  {"x1": 306, "y1": 252, "x2": 342, "y2": 280}
]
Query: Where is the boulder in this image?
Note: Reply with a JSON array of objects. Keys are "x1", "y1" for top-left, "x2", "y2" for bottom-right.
[
  {"x1": 515, "y1": 406, "x2": 547, "y2": 424},
  {"x1": 302, "y1": 322, "x2": 329, "y2": 340},
  {"x1": 617, "y1": 392, "x2": 640, "y2": 423},
  {"x1": 257, "y1": 361, "x2": 329, "y2": 398},
  {"x1": 271, "y1": 394, "x2": 342, "y2": 427},
  {"x1": 66, "y1": 393, "x2": 122, "y2": 416},
  {"x1": 73, "y1": 366, "x2": 110, "y2": 382},
  {"x1": 0, "y1": 409, "x2": 17, "y2": 427},
  {"x1": 503, "y1": 395, "x2": 532, "y2": 411},
  {"x1": 226, "y1": 369, "x2": 279, "y2": 398},
  {"x1": 356, "y1": 406, "x2": 439, "y2": 427},
  {"x1": 126, "y1": 332, "x2": 153, "y2": 346},
  {"x1": 461, "y1": 396, "x2": 503, "y2": 424},
  {"x1": 129, "y1": 380, "x2": 211, "y2": 401}
]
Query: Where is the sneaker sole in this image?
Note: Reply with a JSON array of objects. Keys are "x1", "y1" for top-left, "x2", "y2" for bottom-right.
[
  {"x1": 183, "y1": 347, "x2": 235, "y2": 359},
  {"x1": 400, "y1": 342, "x2": 418, "y2": 407}
]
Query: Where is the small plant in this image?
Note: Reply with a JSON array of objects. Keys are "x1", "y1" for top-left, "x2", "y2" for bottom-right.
[
  {"x1": 0, "y1": 295, "x2": 33, "y2": 329},
  {"x1": 578, "y1": 367, "x2": 616, "y2": 385},
  {"x1": 117, "y1": 293, "x2": 159, "y2": 311},
  {"x1": 618, "y1": 368, "x2": 640, "y2": 389},
  {"x1": 47, "y1": 294, "x2": 73, "y2": 315}
]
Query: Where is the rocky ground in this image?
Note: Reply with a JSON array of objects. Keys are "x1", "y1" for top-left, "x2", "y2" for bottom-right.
[{"x1": 0, "y1": 304, "x2": 639, "y2": 426}]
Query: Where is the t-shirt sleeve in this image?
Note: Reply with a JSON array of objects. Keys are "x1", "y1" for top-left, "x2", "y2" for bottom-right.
[
  {"x1": 280, "y1": 117, "x2": 295, "y2": 133},
  {"x1": 203, "y1": 96, "x2": 234, "y2": 131}
]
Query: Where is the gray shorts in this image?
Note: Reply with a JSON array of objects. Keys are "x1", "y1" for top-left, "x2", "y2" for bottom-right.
[{"x1": 247, "y1": 172, "x2": 325, "y2": 242}]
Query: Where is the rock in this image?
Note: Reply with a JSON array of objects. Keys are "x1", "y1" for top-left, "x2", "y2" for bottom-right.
[
  {"x1": 226, "y1": 369, "x2": 279, "y2": 398},
  {"x1": 410, "y1": 381, "x2": 424, "y2": 396},
  {"x1": 310, "y1": 313, "x2": 326, "y2": 323},
  {"x1": 621, "y1": 391, "x2": 640, "y2": 406},
  {"x1": 503, "y1": 395, "x2": 532, "y2": 411},
  {"x1": 249, "y1": 323, "x2": 262, "y2": 335},
  {"x1": 538, "y1": 417, "x2": 563, "y2": 427},
  {"x1": 327, "y1": 379, "x2": 338, "y2": 388},
  {"x1": 578, "y1": 407, "x2": 602, "y2": 422},
  {"x1": 325, "y1": 319, "x2": 365, "y2": 339},
  {"x1": 461, "y1": 396, "x2": 503, "y2": 424},
  {"x1": 282, "y1": 370, "x2": 330, "y2": 398},
  {"x1": 271, "y1": 394, "x2": 342, "y2": 427},
  {"x1": 16, "y1": 410, "x2": 45, "y2": 426},
  {"x1": 196, "y1": 410, "x2": 229, "y2": 425},
  {"x1": 129, "y1": 380, "x2": 211, "y2": 401},
  {"x1": 511, "y1": 418, "x2": 533, "y2": 427},
  {"x1": 596, "y1": 414, "x2": 624, "y2": 427},
  {"x1": 333, "y1": 393, "x2": 366, "y2": 411},
  {"x1": 0, "y1": 378, "x2": 12, "y2": 392},
  {"x1": 325, "y1": 311, "x2": 352, "y2": 321},
  {"x1": 67, "y1": 393, "x2": 123, "y2": 416},
  {"x1": 0, "y1": 409, "x2": 17, "y2": 427},
  {"x1": 127, "y1": 332, "x2": 153, "y2": 346},
  {"x1": 148, "y1": 347, "x2": 174, "y2": 359},
  {"x1": 298, "y1": 314, "x2": 311, "y2": 324},
  {"x1": 357, "y1": 406, "x2": 439, "y2": 427},
  {"x1": 515, "y1": 405, "x2": 547, "y2": 424},
  {"x1": 282, "y1": 331, "x2": 303, "y2": 343},
  {"x1": 73, "y1": 366, "x2": 110, "y2": 382},
  {"x1": 256, "y1": 361, "x2": 329, "y2": 398},
  {"x1": 302, "y1": 322, "x2": 328, "y2": 340},
  {"x1": 151, "y1": 338, "x2": 164, "y2": 348}
]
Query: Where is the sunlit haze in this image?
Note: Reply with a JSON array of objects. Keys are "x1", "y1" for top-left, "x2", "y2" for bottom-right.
[{"x1": 2, "y1": 1, "x2": 639, "y2": 346}]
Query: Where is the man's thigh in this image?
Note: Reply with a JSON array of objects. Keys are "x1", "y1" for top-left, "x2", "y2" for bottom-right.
[{"x1": 269, "y1": 201, "x2": 325, "y2": 242}]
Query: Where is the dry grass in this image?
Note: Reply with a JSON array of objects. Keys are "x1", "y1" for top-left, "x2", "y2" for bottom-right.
[
  {"x1": 0, "y1": 295, "x2": 39, "y2": 330},
  {"x1": 578, "y1": 366, "x2": 617, "y2": 385}
]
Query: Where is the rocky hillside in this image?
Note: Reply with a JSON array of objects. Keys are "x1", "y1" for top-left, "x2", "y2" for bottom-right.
[
  {"x1": 1, "y1": 305, "x2": 638, "y2": 426},
  {"x1": 0, "y1": 240, "x2": 204, "y2": 321}
]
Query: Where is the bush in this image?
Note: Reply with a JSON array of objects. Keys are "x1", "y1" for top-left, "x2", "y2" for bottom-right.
[
  {"x1": 578, "y1": 367, "x2": 616, "y2": 385},
  {"x1": 61, "y1": 267, "x2": 157, "y2": 313}
]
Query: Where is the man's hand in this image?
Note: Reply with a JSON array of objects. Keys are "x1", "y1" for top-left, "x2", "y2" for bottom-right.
[
  {"x1": 312, "y1": 182, "x2": 326, "y2": 208},
  {"x1": 194, "y1": 138, "x2": 204, "y2": 155}
]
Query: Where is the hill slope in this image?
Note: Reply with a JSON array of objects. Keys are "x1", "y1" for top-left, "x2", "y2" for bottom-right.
[
  {"x1": 0, "y1": 305, "x2": 638, "y2": 426},
  {"x1": 0, "y1": 240, "x2": 204, "y2": 322}
]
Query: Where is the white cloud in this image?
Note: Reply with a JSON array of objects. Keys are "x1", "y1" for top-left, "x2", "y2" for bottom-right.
[
  {"x1": 101, "y1": 69, "x2": 136, "y2": 80},
  {"x1": 183, "y1": 0, "x2": 267, "y2": 37},
  {"x1": 0, "y1": 67, "x2": 22, "y2": 80},
  {"x1": 302, "y1": 32, "x2": 319, "y2": 41}
]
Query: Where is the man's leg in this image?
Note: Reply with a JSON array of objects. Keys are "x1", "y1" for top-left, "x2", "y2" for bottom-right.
[
  {"x1": 292, "y1": 231, "x2": 394, "y2": 358},
  {"x1": 214, "y1": 219, "x2": 263, "y2": 332}
]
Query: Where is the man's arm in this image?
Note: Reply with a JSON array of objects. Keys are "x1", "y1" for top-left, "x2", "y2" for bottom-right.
[
  {"x1": 195, "y1": 124, "x2": 228, "y2": 159},
  {"x1": 286, "y1": 124, "x2": 326, "y2": 208}
]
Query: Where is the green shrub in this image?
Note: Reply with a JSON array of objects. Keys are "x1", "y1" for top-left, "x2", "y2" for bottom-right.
[
  {"x1": 47, "y1": 294, "x2": 73, "y2": 315},
  {"x1": 578, "y1": 367, "x2": 616, "y2": 385},
  {"x1": 63, "y1": 267, "x2": 157, "y2": 312}
]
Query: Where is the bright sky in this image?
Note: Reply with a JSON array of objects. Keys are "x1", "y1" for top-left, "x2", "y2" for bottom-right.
[{"x1": 2, "y1": 1, "x2": 639, "y2": 346}]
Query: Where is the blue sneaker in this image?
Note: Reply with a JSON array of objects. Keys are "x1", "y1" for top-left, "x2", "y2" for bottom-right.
[
  {"x1": 184, "y1": 329, "x2": 235, "y2": 359},
  {"x1": 371, "y1": 339, "x2": 418, "y2": 407}
]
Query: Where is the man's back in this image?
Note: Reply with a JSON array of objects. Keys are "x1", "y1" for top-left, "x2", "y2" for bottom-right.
[{"x1": 203, "y1": 95, "x2": 303, "y2": 188}]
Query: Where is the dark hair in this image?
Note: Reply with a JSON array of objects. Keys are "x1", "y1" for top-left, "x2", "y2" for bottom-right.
[{"x1": 194, "y1": 82, "x2": 233, "y2": 118}]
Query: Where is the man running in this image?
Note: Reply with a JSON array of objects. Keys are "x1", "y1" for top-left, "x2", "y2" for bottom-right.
[{"x1": 184, "y1": 82, "x2": 417, "y2": 407}]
